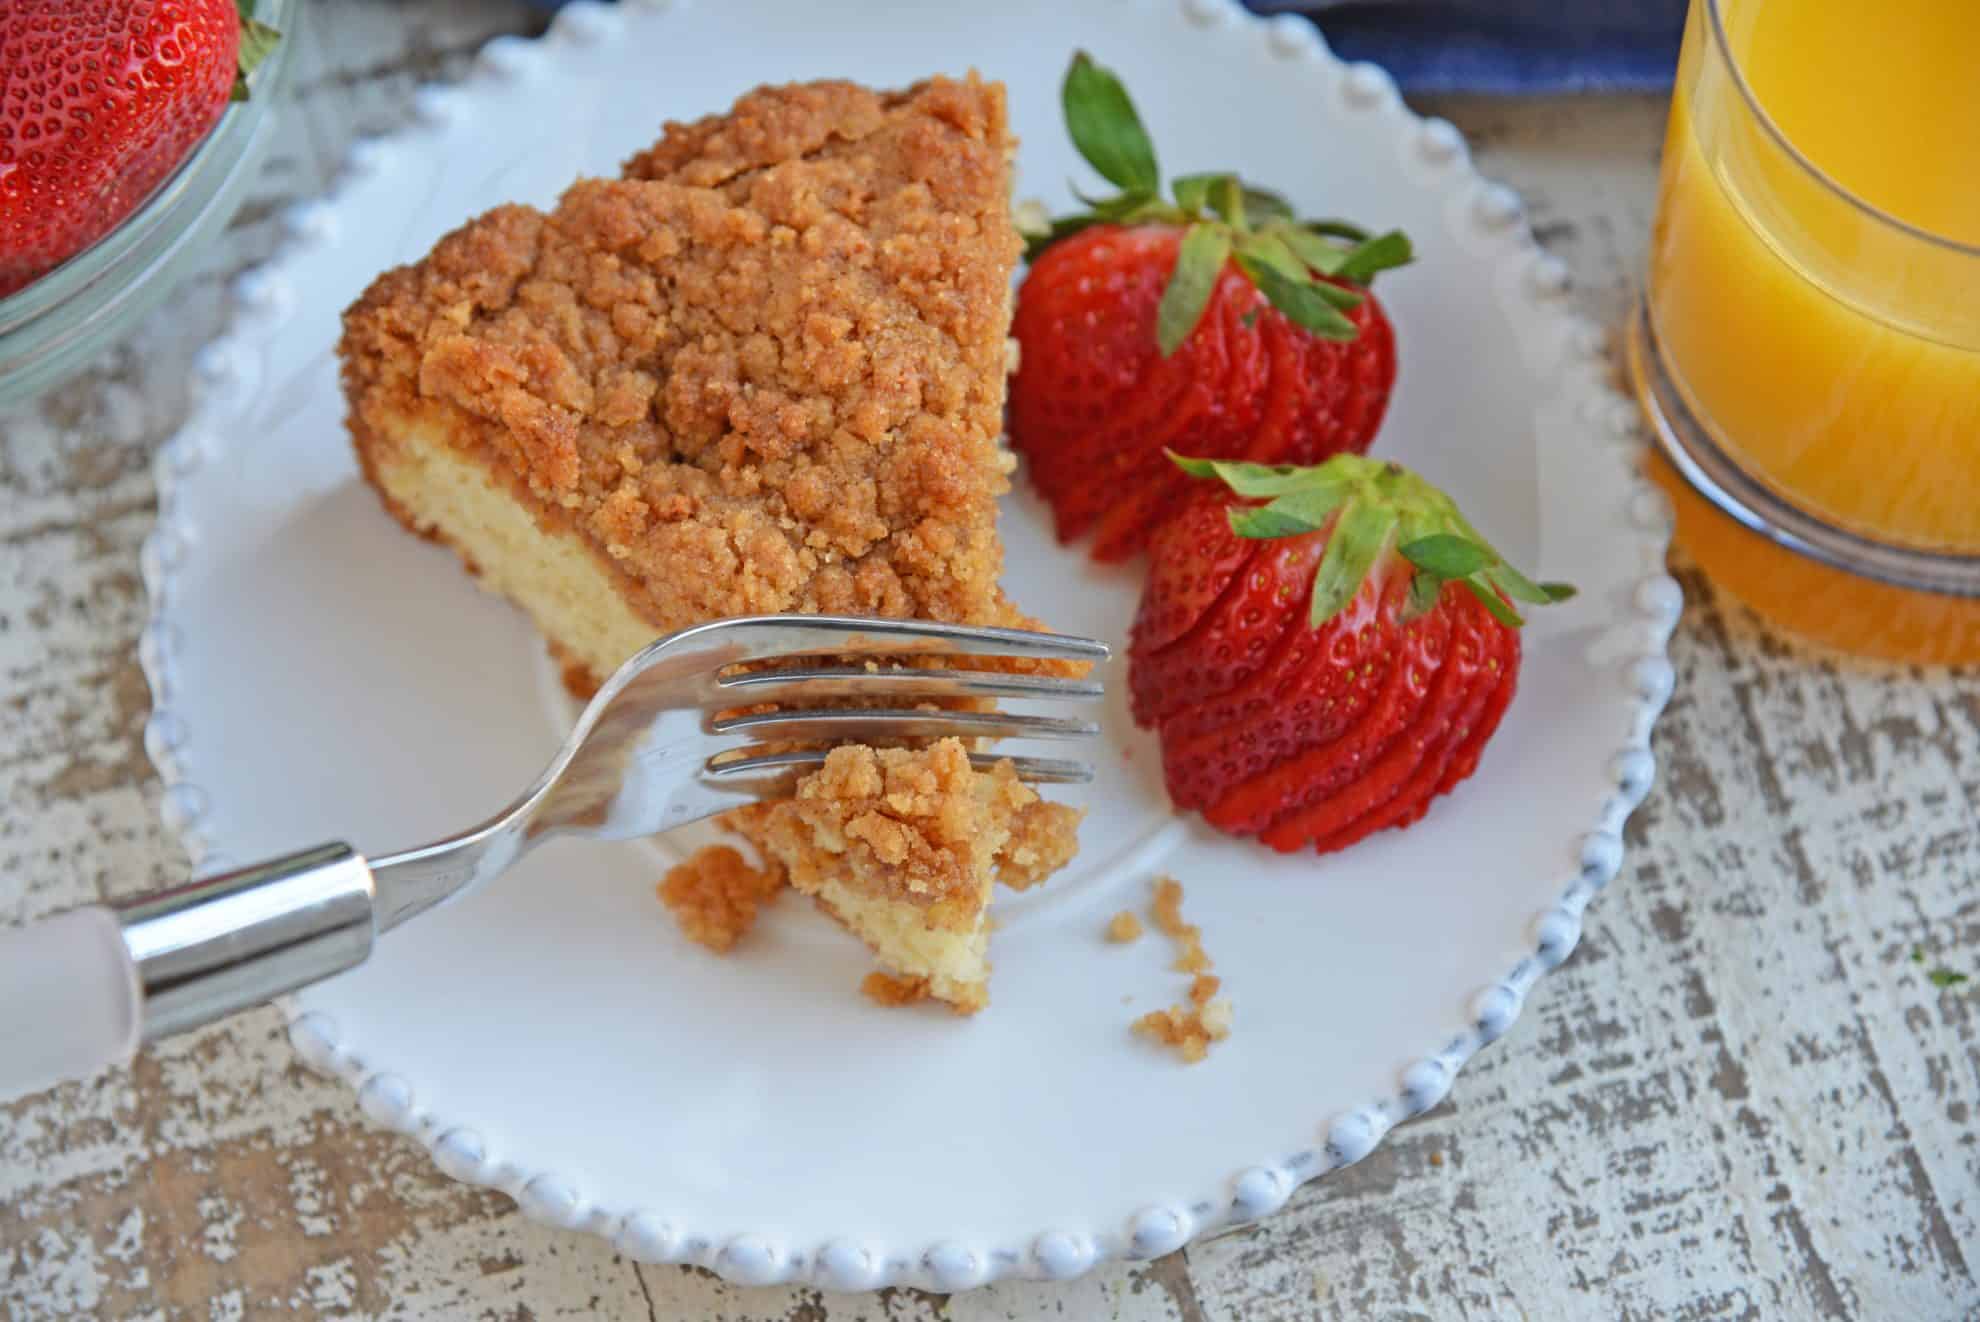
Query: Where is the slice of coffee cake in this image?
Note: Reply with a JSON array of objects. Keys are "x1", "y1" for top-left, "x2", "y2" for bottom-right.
[
  {"x1": 731, "y1": 740, "x2": 1078, "y2": 1013},
  {"x1": 338, "y1": 74, "x2": 1080, "y2": 1009}
]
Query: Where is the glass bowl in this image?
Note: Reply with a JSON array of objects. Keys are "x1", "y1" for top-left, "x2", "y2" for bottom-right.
[{"x1": 0, "y1": 0, "x2": 302, "y2": 405}]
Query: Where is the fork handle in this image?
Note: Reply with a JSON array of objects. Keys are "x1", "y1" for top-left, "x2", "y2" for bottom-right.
[
  {"x1": 0, "y1": 844, "x2": 375, "y2": 1102},
  {"x1": 0, "y1": 907, "x2": 140, "y2": 1101}
]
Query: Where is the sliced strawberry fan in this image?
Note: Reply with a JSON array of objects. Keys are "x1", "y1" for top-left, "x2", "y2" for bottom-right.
[{"x1": 1129, "y1": 452, "x2": 1574, "y2": 855}]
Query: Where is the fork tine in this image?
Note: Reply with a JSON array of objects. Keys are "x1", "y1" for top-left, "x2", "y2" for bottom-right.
[
  {"x1": 715, "y1": 666, "x2": 1105, "y2": 704},
  {"x1": 704, "y1": 748, "x2": 1094, "y2": 789},
  {"x1": 708, "y1": 708, "x2": 1098, "y2": 743},
  {"x1": 677, "y1": 614, "x2": 1110, "y2": 665}
]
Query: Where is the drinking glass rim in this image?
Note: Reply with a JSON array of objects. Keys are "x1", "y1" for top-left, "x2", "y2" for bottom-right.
[{"x1": 1705, "y1": 0, "x2": 1980, "y2": 261}]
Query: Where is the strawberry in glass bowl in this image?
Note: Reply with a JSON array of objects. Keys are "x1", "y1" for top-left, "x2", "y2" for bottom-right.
[{"x1": 0, "y1": 0, "x2": 294, "y2": 402}]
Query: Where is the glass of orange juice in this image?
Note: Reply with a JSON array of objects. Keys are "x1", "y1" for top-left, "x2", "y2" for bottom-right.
[{"x1": 1629, "y1": 0, "x2": 1980, "y2": 663}]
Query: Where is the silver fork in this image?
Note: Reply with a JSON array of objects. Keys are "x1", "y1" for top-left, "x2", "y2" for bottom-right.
[{"x1": 0, "y1": 615, "x2": 1107, "y2": 1101}]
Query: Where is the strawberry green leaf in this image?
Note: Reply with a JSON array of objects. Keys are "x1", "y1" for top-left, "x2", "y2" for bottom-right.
[
  {"x1": 1402, "y1": 571, "x2": 1443, "y2": 622},
  {"x1": 1310, "y1": 501, "x2": 1397, "y2": 625},
  {"x1": 1476, "y1": 558, "x2": 1577, "y2": 608},
  {"x1": 1172, "y1": 172, "x2": 1230, "y2": 215},
  {"x1": 1210, "y1": 175, "x2": 1245, "y2": 226},
  {"x1": 1312, "y1": 280, "x2": 1364, "y2": 312},
  {"x1": 1274, "y1": 225, "x2": 1351, "y2": 276},
  {"x1": 233, "y1": 17, "x2": 281, "y2": 101},
  {"x1": 1071, "y1": 185, "x2": 1160, "y2": 219},
  {"x1": 1479, "y1": 560, "x2": 1559, "y2": 607},
  {"x1": 1237, "y1": 254, "x2": 1358, "y2": 341},
  {"x1": 1335, "y1": 230, "x2": 1415, "y2": 283},
  {"x1": 1268, "y1": 482, "x2": 1355, "y2": 525},
  {"x1": 1157, "y1": 224, "x2": 1233, "y2": 357},
  {"x1": 1462, "y1": 579, "x2": 1525, "y2": 628},
  {"x1": 1178, "y1": 452, "x2": 1574, "y2": 630},
  {"x1": 1401, "y1": 534, "x2": 1493, "y2": 580},
  {"x1": 1228, "y1": 483, "x2": 1356, "y2": 538},
  {"x1": 1240, "y1": 233, "x2": 1365, "y2": 311},
  {"x1": 1067, "y1": 182, "x2": 1113, "y2": 210},
  {"x1": 1242, "y1": 187, "x2": 1296, "y2": 227},
  {"x1": 235, "y1": 0, "x2": 258, "y2": 17},
  {"x1": 1306, "y1": 218, "x2": 1372, "y2": 242},
  {"x1": 1030, "y1": 185, "x2": 1177, "y2": 260},
  {"x1": 1168, "y1": 453, "x2": 1333, "y2": 496},
  {"x1": 1236, "y1": 232, "x2": 1308, "y2": 283},
  {"x1": 1063, "y1": 53, "x2": 1160, "y2": 195},
  {"x1": 1229, "y1": 503, "x2": 1321, "y2": 540}
]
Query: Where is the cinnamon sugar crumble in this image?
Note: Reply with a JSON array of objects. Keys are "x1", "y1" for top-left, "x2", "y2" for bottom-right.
[
  {"x1": 1131, "y1": 877, "x2": 1233, "y2": 1064},
  {"x1": 722, "y1": 739, "x2": 1081, "y2": 1013},
  {"x1": 341, "y1": 75, "x2": 1052, "y2": 659},
  {"x1": 658, "y1": 845, "x2": 786, "y2": 952},
  {"x1": 730, "y1": 740, "x2": 1081, "y2": 910},
  {"x1": 752, "y1": 740, "x2": 1016, "y2": 908},
  {"x1": 1150, "y1": 875, "x2": 1211, "y2": 974},
  {"x1": 1106, "y1": 910, "x2": 1144, "y2": 943},
  {"x1": 862, "y1": 971, "x2": 941, "y2": 1009},
  {"x1": 995, "y1": 798, "x2": 1083, "y2": 890}
]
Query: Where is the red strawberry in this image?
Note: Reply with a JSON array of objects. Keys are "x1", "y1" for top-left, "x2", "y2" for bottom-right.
[
  {"x1": 1257, "y1": 592, "x2": 1497, "y2": 850},
  {"x1": 0, "y1": 1, "x2": 281, "y2": 297},
  {"x1": 1129, "y1": 491, "x2": 1257, "y2": 657},
  {"x1": 1291, "y1": 617, "x2": 1515, "y2": 854},
  {"x1": 1126, "y1": 497, "x2": 1326, "y2": 726},
  {"x1": 1009, "y1": 52, "x2": 1408, "y2": 562},
  {"x1": 1129, "y1": 453, "x2": 1573, "y2": 856}
]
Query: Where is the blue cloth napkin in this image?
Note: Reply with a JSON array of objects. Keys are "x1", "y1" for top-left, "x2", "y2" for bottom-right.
[
  {"x1": 519, "y1": 0, "x2": 1687, "y2": 95},
  {"x1": 1250, "y1": 1, "x2": 1684, "y2": 93}
]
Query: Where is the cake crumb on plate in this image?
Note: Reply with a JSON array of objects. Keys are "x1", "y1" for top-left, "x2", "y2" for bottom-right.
[
  {"x1": 1132, "y1": 878, "x2": 1233, "y2": 1063},
  {"x1": 1132, "y1": 999, "x2": 1232, "y2": 1064},
  {"x1": 1151, "y1": 876, "x2": 1212, "y2": 974},
  {"x1": 861, "y1": 970, "x2": 975, "y2": 1014},
  {"x1": 658, "y1": 845, "x2": 785, "y2": 953},
  {"x1": 1106, "y1": 910, "x2": 1144, "y2": 943}
]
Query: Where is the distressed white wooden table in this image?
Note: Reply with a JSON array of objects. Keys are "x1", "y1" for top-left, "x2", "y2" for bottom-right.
[{"x1": 3, "y1": 4, "x2": 1976, "y2": 1318}]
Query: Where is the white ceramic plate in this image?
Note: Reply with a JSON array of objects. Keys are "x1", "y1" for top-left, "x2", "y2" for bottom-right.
[{"x1": 141, "y1": 0, "x2": 1679, "y2": 1291}]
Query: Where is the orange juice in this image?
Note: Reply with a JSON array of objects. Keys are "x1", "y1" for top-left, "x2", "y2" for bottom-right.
[{"x1": 1638, "y1": 0, "x2": 1980, "y2": 660}]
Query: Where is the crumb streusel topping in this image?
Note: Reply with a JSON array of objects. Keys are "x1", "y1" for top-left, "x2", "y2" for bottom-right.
[
  {"x1": 861, "y1": 970, "x2": 939, "y2": 1008},
  {"x1": 657, "y1": 845, "x2": 785, "y2": 953},
  {"x1": 342, "y1": 75, "x2": 1038, "y2": 638},
  {"x1": 736, "y1": 739, "x2": 1071, "y2": 920}
]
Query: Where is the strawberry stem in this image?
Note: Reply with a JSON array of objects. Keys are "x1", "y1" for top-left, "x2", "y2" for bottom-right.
[
  {"x1": 1170, "y1": 452, "x2": 1576, "y2": 629},
  {"x1": 1063, "y1": 52, "x2": 1161, "y2": 195},
  {"x1": 232, "y1": 14, "x2": 281, "y2": 102},
  {"x1": 1157, "y1": 225, "x2": 1234, "y2": 356},
  {"x1": 1027, "y1": 52, "x2": 1414, "y2": 354}
]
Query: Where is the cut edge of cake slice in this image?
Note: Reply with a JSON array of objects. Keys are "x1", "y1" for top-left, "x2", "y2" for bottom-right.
[{"x1": 724, "y1": 739, "x2": 1081, "y2": 1013}]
